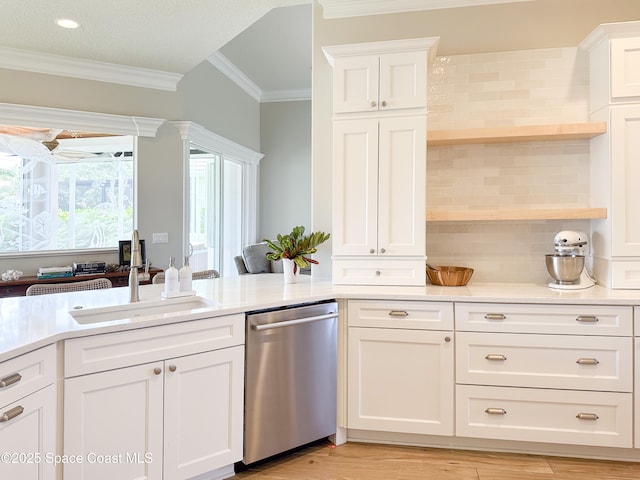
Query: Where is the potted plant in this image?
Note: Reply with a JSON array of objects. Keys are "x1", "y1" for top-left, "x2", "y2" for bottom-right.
[{"x1": 263, "y1": 226, "x2": 330, "y2": 283}]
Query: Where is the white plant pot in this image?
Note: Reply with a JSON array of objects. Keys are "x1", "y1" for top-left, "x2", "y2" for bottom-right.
[{"x1": 282, "y1": 258, "x2": 299, "y2": 284}]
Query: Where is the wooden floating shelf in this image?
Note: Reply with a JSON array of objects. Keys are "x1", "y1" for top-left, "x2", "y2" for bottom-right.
[
  {"x1": 426, "y1": 208, "x2": 608, "y2": 222},
  {"x1": 427, "y1": 122, "x2": 607, "y2": 146}
]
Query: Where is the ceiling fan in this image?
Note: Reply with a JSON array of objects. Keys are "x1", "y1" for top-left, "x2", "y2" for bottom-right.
[{"x1": 0, "y1": 125, "x2": 109, "y2": 162}]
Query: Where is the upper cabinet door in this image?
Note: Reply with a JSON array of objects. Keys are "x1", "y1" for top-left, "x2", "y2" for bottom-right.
[
  {"x1": 611, "y1": 37, "x2": 640, "y2": 100},
  {"x1": 379, "y1": 51, "x2": 427, "y2": 111},
  {"x1": 333, "y1": 55, "x2": 380, "y2": 114}
]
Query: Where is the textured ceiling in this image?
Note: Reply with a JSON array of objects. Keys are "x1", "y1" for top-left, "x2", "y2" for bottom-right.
[{"x1": 0, "y1": 0, "x2": 308, "y2": 74}]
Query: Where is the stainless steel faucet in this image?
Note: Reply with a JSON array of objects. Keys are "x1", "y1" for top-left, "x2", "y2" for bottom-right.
[{"x1": 128, "y1": 229, "x2": 149, "y2": 302}]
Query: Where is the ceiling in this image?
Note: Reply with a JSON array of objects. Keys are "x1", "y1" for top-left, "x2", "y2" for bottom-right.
[{"x1": 0, "y1": 1, "x2": 638, "y2": 99}]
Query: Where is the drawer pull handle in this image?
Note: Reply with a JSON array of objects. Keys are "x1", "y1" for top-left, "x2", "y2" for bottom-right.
[
  {"x1": 576, "y1": 358, "x2": 599, "y2": 365},
  {"x1": 576, "y1": 413, "x2": 599, "y2": 421},
  {"x1": 0, "y1": 373, "x2": 21, "y2": 388},
  {"x1": 0, "y1": 405, "x2": 24, "y2": 423},
  {"x1": 576, "y1": 315, "x2": 599, "y2": 323},
  {"x1": 485, "y1": 408, "x2": 507, "y2": 415},
  {"x1": 388, "y1": 310, "x2": 409, "y2": 317},
  {"x1": 485, "y1": 354, "x2": 507, "y2": 361},
  {"x1": 484, "y1": 313, "x2": 506, "y2": 320}
]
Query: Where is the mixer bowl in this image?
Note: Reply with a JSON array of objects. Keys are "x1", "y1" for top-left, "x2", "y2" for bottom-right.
[{"x1": 545, "y1": 254, "x2": 584, "y2": 284}]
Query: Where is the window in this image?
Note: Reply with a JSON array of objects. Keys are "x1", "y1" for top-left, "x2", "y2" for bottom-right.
[
  {"x1": 0, "y1": 131, "x2": 134, "y2": 253},
  {"x1": 173, "y1": 121, "x2": 262, "y2": 277}
]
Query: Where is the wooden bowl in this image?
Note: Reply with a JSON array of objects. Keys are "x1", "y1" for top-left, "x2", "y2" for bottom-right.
[{"x1": 426, "y1": 266, "x2": 474, "y2": 286}]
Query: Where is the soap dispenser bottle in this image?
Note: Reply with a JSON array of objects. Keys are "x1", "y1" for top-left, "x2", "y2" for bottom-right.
[
  {"x1": 164, "y1": 256, "x2": 179, "y2": 296},
  {"x1": 179, "y1": 256, "x2": 192, "y2": 292}
]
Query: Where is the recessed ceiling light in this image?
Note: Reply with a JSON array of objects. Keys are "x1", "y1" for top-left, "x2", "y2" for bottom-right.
[{"x1": 56, "y1": 18, "x2": 79, "y2": 29}]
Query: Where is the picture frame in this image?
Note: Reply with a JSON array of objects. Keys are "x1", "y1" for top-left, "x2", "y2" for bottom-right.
[{"x1": 119, "y1": 239, "x2": 146, "y2": 266}]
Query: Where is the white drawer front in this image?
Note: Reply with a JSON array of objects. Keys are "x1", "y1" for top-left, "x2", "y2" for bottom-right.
[
  {"x1": 455, "y1": 303, "x2": 632, "y2": 336},
  {"x1": 456, "y1": 385, "x2": 632, "y2": 448},
  {"x1": 333, "y1": 258, "x2": 426, "y2": 286},
  {"x1": 456, "y1": 332, "x2": 632, "y2": 392},
  {"x1": 0, "y1": 344, "x2": 56, "y2": 407},
  {"x1": 348, "y1": 300, "x2": 453, "y2": 330},
  {"x1": 65, "y1": 314, "x2": 245, "y2": 377}
]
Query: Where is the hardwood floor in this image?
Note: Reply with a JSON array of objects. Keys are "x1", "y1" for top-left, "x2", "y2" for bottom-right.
[{"x1": 235, "y1": 441, "x2": 640, "y2": 479}]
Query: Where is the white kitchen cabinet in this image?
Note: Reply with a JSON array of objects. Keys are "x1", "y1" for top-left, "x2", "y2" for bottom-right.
[
  {"x1": 330, "y1": 50, "x2": 427, "y2": 114},
  {"x1": 583, "y1": 22, "x2": 640, "y2": 288},
  {"x1": 635, "y1": 306, "x2": 640, "y2": 449},
  {"x1": 455, "y1": 302, "x2": 634, "y2": 448},
  {"x1": 0, "y1": 345, "x2": 56, "y2": 480},
  {"x1": 331, "y1": 114, "x2": 426, "y2": 285},
  {"x1": 63, "y1": 315, "x2": 244, "y2": 480},
  {"x1": 325, "y1": 38, "x2": 438, "y2": 286},
  {"x1": 347, "y1": 300, "x2": 454, "y2": 436}
]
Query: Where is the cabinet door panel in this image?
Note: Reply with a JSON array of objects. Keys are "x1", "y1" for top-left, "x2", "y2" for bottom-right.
[
  {"x1": 333, "y1": 55, "x2": 379, "y2": 113},
  {"x1": 611, "y1": 37, "x2": 640, "y2": 99},
  {"x1": 611, "y1": 105, "x2": 640, "y2": 256},
  {"x1": 333, "y1": 120, "x2": 379, "y2": 256},
  {"x1": 348, "y1": 327, "x2": 453, "y2": 435},
  {"x1": 0, "y1": 384, "x2": 56, "y2": 480},
  {"x1": 379, "y1": 50, "x2": 427, "y2": 110},
  {"x1": 64, "y1": 362, "x2": 164, "y2": 480},
  {"x1": 378, "y1": 116, "x2": 426, "y2": 256},
  {"x1": 164, "y1": 346, "x2": 244, "y2": 479}
]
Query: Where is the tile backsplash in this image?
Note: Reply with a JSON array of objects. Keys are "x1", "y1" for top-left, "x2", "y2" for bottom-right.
[{"x1": 426, "y1": 47, "x2": 594, "y2": 284}]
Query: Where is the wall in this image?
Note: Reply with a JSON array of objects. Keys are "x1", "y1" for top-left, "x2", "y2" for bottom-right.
[
  {"x1": 312, "y1": 2, "x2": 621, "y2": 283},
  {"x1": 0, "y1": 59, "x2": 261, "y2": 276},
  {"x1": 259, "y1": 101, "x2": 311, "y2": 242}
]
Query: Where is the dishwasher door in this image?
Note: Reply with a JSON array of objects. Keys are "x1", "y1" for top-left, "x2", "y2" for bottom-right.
[{"x1": 244, "y1": 301, "x2": 338, "y2": 465}]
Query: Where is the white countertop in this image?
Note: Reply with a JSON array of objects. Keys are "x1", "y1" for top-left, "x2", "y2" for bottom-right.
[{"x1": 2, "y1": 274, "x2": 640, "y2": 362}]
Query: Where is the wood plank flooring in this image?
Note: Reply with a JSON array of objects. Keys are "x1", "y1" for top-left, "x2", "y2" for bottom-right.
[{"x1": 235, "y1": 441, "x2": 640, "y2": 479}]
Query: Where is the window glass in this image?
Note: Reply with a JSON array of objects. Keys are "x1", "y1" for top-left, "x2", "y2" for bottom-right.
[{"x1": 0, "y1": 130, "x2": 134, "y2": 253}]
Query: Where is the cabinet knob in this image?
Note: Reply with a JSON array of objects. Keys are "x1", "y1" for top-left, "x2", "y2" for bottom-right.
[
  {"x1": 370, "y1": 101, "x2": 377, "y2": 107},
  {"x1": 153, "y1": 367, "x2": 162, "y2": 375},
  {"x1": 380, "y1": 248, "x2": 386, "y2": 254},
  {"x1": 169, "y1": 365, "x2": 177, "y2": 372},
  {"x1": 369, "y1": 249, "x2": 375, "y2": 254},
  {"x1": 0, "y1": 405, "x2": 24, "y2": 423},
  {"x1": 381, "y1": 100, "x2": 387, "y2": 107},
  {"x1": 375, "y1": 271, "x2": 381, "y2": 276},
  {"x1": 444, "y1": 336, "x2": 451, "y2": 342}
]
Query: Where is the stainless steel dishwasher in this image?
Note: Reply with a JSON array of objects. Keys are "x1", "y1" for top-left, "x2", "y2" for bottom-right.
[{"x1": 243, "y1": 301, "x2": 338, "y2": 465}]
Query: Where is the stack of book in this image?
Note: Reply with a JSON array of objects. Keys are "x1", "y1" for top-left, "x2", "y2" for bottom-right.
[
  {"x1": 37, "y1": 266, "x2": 73, "y2": 279},
  {"x1": 73, "y1": 261, "x2": 107, "y2": 276}
]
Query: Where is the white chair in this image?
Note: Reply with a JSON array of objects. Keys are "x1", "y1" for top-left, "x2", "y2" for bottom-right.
[
  {"x1": 25, "y1": 278, "x2": 113, "y2": 296},
  {"x1": 152, "y1": 269, "x2": 219, "y2": 284}
]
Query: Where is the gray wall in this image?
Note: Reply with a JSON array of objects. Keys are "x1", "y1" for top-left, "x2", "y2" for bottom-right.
[
  {"x1": 259, "y1": 101, "x2": 311, "y2": 242},
  {"x1": 0, "y1": 59, "x2": 261, "y2": 276}
]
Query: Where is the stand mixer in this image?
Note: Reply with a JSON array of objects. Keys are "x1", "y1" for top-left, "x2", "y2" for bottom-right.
[{"x1": 545, "y1": 230, "x2": 596, "y2": 290}]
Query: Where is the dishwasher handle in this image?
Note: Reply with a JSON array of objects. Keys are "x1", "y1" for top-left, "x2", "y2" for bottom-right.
[{"x1": 252, "y1": 312, "x2": 338, "y2": 331}]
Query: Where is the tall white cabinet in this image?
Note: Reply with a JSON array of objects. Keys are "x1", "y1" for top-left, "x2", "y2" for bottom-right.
[
  {"x1": 324, "y1": 38, "x2": 439, "y2": 286},
  {"x1": 582, "y1": 21, "x2": 640, "y2": 288}
]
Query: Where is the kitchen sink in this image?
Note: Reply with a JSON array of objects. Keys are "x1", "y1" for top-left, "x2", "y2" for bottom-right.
[{"x1": 70, "y1": 296, "x2": 217, "y2": 324}]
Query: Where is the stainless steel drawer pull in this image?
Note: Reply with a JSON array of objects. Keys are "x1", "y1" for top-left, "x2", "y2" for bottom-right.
[
  {"x1": 253, "y1": 313, "x2": 339, "y2": 331},
  {"x1": 576, "y1": 413, "x2": 599, "y2": 421},
  {"x1": 485, "y1": 354, "x2": 507, "y2": 361},
  {"x1": 0, "y1": 405, "x2": 24, "y2": 422},
  {"x1": 388, "y1": 310, "x2": 409, "y2": 317},
  {"x1": 0, "y1": 373, "x2": 21, "y2": 388},
  {"x1": 576, "y1": 358, "x2": 599, "y2": 365},
  {"x1": 485, "y1": 408, "x2": 507, "y2": 415},
  {"x1": 576, "y1": 315, "x2": 599, "y2": 323},
  {"x1": 484, "y1": 313, "x2": 506, "y2": 320}
]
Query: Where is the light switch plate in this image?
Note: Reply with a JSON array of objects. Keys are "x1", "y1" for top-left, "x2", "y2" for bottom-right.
[{"x1": 152, "y1": 232, "x2": 169, "y2": 244}]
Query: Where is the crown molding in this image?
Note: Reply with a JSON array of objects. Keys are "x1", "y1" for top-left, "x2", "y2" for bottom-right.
[
  {"x1": 0, "y1": 102, "x2": 165, "y2": 137},
  {"x1": 208, "y1": 51, "x2": 310, "y2": 103},
  {"x1": 318, "y1": 0, "x2": 532, "y2": 18},
  {"x1": 0, "y1": 46, "x2": 182, "y2": 91},
  {"x1": 323, "y1": 37, "x2": 440, "y2": 66},
  {"x1": 170, "y1": 121, "x2": 264, "y2": 165},
  {"x1": 208, "y1": 51, "x2": 262, "y2": 102},
  {"x1": 579, "y1": 20, "x2": 640, "y2": 51}
]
